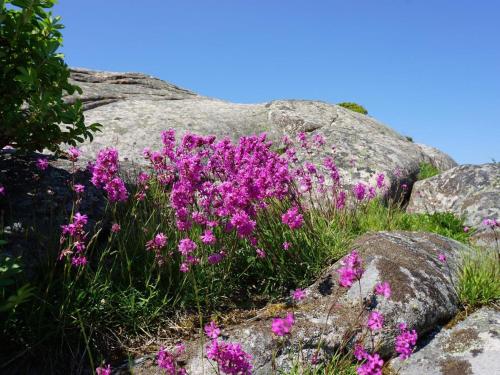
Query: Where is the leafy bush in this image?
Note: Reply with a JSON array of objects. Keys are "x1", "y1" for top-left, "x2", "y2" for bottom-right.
[
  {"x1": 337, "y1": 102, "x2": 368, "y2": 115},
  {"x1": 417, "y1": 162, "x2": 440, "y2": 180},
  {"x1": 0, "y1": 0, "x2": 100, "y2": 152}
]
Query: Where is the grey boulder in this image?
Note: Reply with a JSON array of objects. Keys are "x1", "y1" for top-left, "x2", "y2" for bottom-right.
[
  {"x1": 131, "y1": 231, "x2": 468, "y2": 374},
  {"x1": 389, "y1": 307, "x2": 500, "y2": 375},
  {"x1": 66, "y1": 68, "x2": 456, "y2": 195},
  {"x1": 407, "y1": 163, "x2": 500, "y2": 248}
]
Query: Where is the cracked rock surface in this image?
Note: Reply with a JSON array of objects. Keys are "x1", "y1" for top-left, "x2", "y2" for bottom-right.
[
  {"x1": 66, "y1": 68, "x2": 456, "y2": 193},
  {"x1": 389, "y1": 307, "x2": 500, "y2": 375}
]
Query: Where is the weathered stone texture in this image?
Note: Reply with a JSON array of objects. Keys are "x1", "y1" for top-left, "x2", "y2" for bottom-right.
[{"x1": 390, "y1": 307, "x2": 500, "y2": 375}]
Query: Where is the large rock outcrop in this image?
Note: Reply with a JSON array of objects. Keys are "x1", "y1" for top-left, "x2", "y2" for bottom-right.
[
  {"x1": 390, "y1": 307, "x2": 500, "y2": 375},
  {"x1": 407, "y1": 163, "x2": 500, "y2": 248},
  {"x1": 0, "y1": 150, "x2": 106, "y2": 270},
  {"x1": 66, "y1": 68, "x2": 456, "y2": 193},
  {"x1": 131, "y1": 231, "x2": 467, "y2": 374}
]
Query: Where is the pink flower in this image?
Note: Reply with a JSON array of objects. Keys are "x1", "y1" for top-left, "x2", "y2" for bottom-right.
[
  {"x1": 335, "y1": 190, "x2": 347, "y2": 209},
  {"x1": 323, "y1": 157, "x2": 340, "y2": 184},
  {"x1": 178, "y1": 238, "x2": 197, "y2": 255},
  {"x1": 256, "y1": 248, "x2": 266, "y2": 258},
  {"x1": 73, "y1": 212, "x2": 88, "y2": 226},
  {"x1": 68, "y1": 147, "x2": 81, "y2": 162},
  {"x1": 401, "y1": 183, "x2": 408, "y2": 191},
  {"x1": 356, "y1": 353, "x2": 384, "y2": 375},
  {"x1": 204, "y1": 321, "x2": 221, "y2": 339},
  {"x1": 367, "y1": 311, "x2": 384, "y2": 331},
  {"x1": 230, "y1": 211, "x2": 256, "y2": 238},
  {"x1": 271, "y1": 312, "x2": 295, "y2": 336},
  {"x1": 208, "y1": 251, "x2": 225, "y2": 265},
  {"x1": 179, "y1": 263, "x2": 189, "y2": 273},
  {"x1": 200, "y1": 229, "x2": 216, "y2": 245},
  {"x1": 312, "y1": 133, "x2": 325, "y2": 147},
  {"x1": 438, "y1": 253, "x2": 447, "y2": 263},
  {"x1": 146, "y1": 233, "x2": 167, "y2": 251},
  {"x1": 354, "y1": 344, "x2": 368, "y2": 361},
  {"x1": 292, "y1": 288, "x2": 306, "y2": 301},
  {"x1": 36, "y1": 158, "x2": 49, "y2": 170},
  {"x1": 157, "y1": 345, "x2": 186, "y2": 374},
  {"x1": 206, "y1": 339, "x2": 252, "y2": 374},
  {"x1": 463, "y1": 226, "x2": 470, "y2": 233},
  {"x1": 338, "y1": 250, "x2": 364, "y2": 288},
  {"x1": 376, "y1": 173, "x2": 385, "y2": 189},
  {"x1": 74, "y1": 184, "x2": 85, "y2": 193},
  {"x1": 71, "y1": 256, "x2": 88, "y2": 267},
  {"x1": 281, "y1": 206, "x2": 304, "y2": 230},
  {"x1": 91, "y1": 148, "x2": 128, "y2": 202},
  {"x1": 95, "y1": 364, "x2": 111, "y2": 375},
  {"x1": 353, "y1": 182, "x2": 367, "y2": 201},
  {"x1": 395, "y1": 322, "x2": 418, "y2": 360},
  {"x1": 111, "y1": 223, "x2": 121, "y2": 233},
  {"x1": 0, "y1": 185, "x2": 5, "y2": 196},
  {"x1": 483, "y1": 218, "x2": 499, "y2": 229},
  {"x1": 374, "y1": 282, "x2": 391, "y2": 299},
  {"x1": 282, "y1": 242, "x2": 291, "y2": 250}
]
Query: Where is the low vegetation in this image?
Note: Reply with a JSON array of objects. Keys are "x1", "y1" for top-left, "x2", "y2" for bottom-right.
[
  {"x1": 416, "y1": 162, "x2": 440, "y2": 180},
  {"x1": 337, "y1": 102, "x2": 368, "y2": 115},
  {"x1": 2, "y1": 129, "x2": 494, "y2": 375}
]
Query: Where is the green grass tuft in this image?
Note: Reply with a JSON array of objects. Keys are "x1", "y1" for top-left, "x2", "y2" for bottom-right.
[
  {"x1": 458, "y1": 246, "x2": 500, "y2": 307},
  {"x1": 417, "y1": 162, "x2": 440, "y2": 180}
]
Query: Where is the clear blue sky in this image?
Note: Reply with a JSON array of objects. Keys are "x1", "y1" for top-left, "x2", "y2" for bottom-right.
[{"x1": 54, "y1": 0, "x2": 499, "y2": 165}]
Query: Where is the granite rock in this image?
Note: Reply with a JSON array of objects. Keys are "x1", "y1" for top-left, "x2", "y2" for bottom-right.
[{"x1": 389, "y1": 307, "x2": 500, "y2": 375}]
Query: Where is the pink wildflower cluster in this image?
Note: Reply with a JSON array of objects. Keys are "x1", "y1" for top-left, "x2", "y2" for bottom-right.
[
  {"x1": 354, "y1": 345, "x2": 384, "y2": 375},
  {"x1": 483, "y1": 218, "x2": 499, "y2": 229},
  {"x1": 374, "y1": 282, "x2": 391, "y2": 298},
  {"x1": 60, "y1": 212, "x2": 88, "y2": 266},
  {"x1": 157, "y1": 344, "x2": 187, "y2": 375},
  {"x1": 90, "y1": 148, "x2": 128, "y2": 202},
  {"x1": 146, "y1": 232, "x2": 168, "y2": 265},
  {"x1": 95, "y1": 364, "x2": 111, "y2": 375},
  {"x1": 337, "y1": 250, "x2": 364, "y2": 287},
  {"x1": 367, "y1": 311, "x2": 384, "y2": 331},
  {"x1": 395, "y1": 323, "x2": 418, "y2": 360},
  {"x1": 178, "y1": 237, "x2": 199, "y2": 272},
  {"x1": 204, "y1": 321, "x2": 253, "y2": 375},
  {"x1": 281, "y1": 206, "x2": 304, "y2": 230},
  {"x1": 204, "y1": 320, "x2": 221, "y2": 339},
  {"x1": 291, "y1": 288, "x2": 306, "y2": 301},
  {"x1": 356, "y1": 352, "x2": 384, "y2": 375},
  {"x1": 144, "y1": 130, "x2": 292, "y2": 248},
  {"x1": 67, "y1": 147, "x2": 81, "y2": 162},
  {"x1": 271, "y1": 312, "x2": 295, "y2": 336}
]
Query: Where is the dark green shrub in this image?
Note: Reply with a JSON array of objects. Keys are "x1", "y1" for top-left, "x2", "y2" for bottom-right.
[
  {"x1": 0, "y1": 0, "x2": 100, "y2": 152},
  {"x1": 417, "y1": 162, "x2": 440, "y2": 180},
  {"x1": 337, "y1": 102, "x2": 368, "y2": 115}
]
